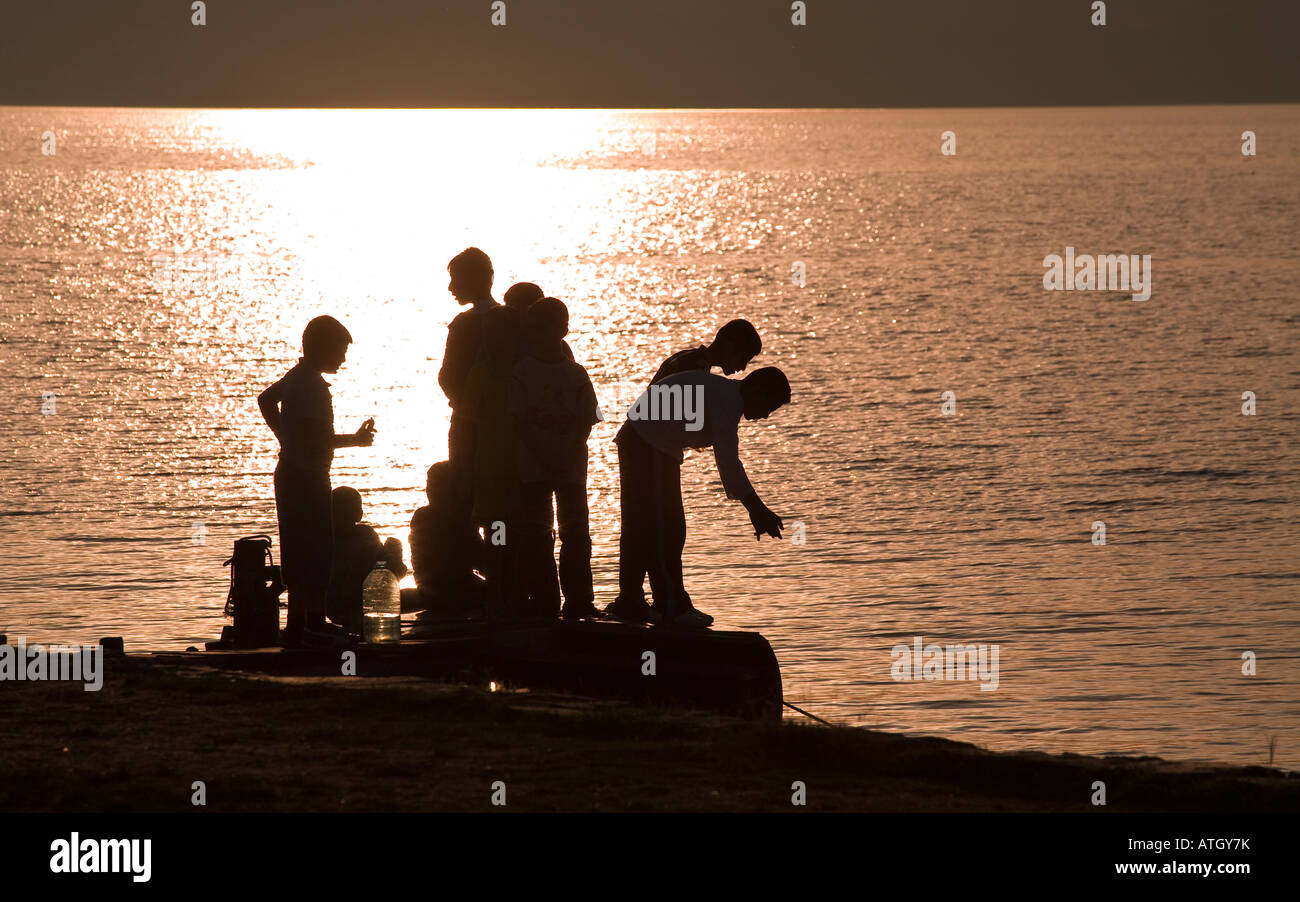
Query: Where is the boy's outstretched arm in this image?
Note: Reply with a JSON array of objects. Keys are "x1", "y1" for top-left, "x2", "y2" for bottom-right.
[
  {"x1": 332, "y1": 418, "x2": 376, "y2": 449},
  {"x1": 713, "y1": 429, "x2": 783, "y2": 540}
]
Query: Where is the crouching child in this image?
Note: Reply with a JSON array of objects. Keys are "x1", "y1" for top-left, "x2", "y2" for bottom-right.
[{"x1": 327, "y1": 486, "x2": 409, "y2": 633}]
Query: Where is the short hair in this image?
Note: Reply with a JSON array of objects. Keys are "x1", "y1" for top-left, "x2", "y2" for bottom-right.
[
  {"x1": 331, "y1": 486, "x2": 363, "y2": 525},
  {"x1": 741, "y1": 366, "x2": 790, "y2": 406},
  {"x1": 504, "y1": 282, "x2": 544, "y2": 311},
  {"x1": 714, "y1": 319, "x2": 761, "y2": 358},
  {"x1": 526, "y1": 296, "x2": 569, "y2": 331},
  {"x1": 448, "y1": 247, "x2": 493, "y2": 280},
  {"x1": 427, "y1": 461, "x2": 452, "y2": 489},
  {"x1": 426, "y1": 461, "x2": 454, "y2": 500},
  {"x1": 302, "y1": 315, "x2": 352, "y2": 357},
  {"x1": 426, "y1": 460, "x2": 468, "y2": 506}
]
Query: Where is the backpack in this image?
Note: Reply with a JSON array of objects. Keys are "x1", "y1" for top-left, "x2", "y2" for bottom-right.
[{"x1": 222, "y1": 535, "x2": 285, "y2": 647}]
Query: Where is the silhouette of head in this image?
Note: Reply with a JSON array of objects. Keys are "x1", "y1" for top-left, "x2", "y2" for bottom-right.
[
  {"x1": 447, "y1": 247, "x2": 494, "y2": 304},
  {"x1": 712, "y1": 319, "x2": 762, "y2": 375},
  {"x1": 302, "y1": 315, "x2": 352, "y2": 373},
  {"x1": 739, "y1": 366, "x2": 790, "y2": 420},
  {"x1": 525, "y1": 297, "x2": 569, "y2": 342},
  {"x1": 504, "y1": 282, "x2": 544, "y2": 312},
  {"x1": 426, "y1": 461, "x2": 455, "y2": 505},
  {"x1": 331, "y1": 486, "x2": 364, "y2": 530}
]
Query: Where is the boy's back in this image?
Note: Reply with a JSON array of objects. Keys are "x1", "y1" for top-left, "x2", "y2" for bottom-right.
[
  {"x1": 440, "y1": 303, "x2": 497, "y2": 409},
  {"x1": 651, "y1": 345, "x2": 709, "y2": 385},
  {"x1": 326, "y1": 521, "x2": 382, "y2": 629},
  {"x1": 510, "y1": 352, "x2": 599, "y2": 485}
]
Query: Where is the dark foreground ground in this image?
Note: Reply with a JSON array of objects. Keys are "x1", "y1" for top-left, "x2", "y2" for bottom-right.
[{"x1": 2, "y1": 668, "x2": 1296, "y2": 812}]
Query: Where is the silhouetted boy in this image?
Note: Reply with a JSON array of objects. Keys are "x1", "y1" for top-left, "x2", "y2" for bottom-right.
[
  {"x1": 459, "y1": 305, "x2": 525, "y2": 618},
  {"x1": 438, "y1": 247, "x2": 499, "y2": 466},
  {"x1": 409, "y1": 462, "x2": 487, "y2": 616},
  {"x1": 606, "y1": 367, "x2": 790, "y2": 628},
  {"x1": 509, "y1": 298, "x2": 601, "y2": 620},
  {"x1": 258, "y1": 315, "x2": 375, "y2": 646},
  {"x1": 327, "y1": 486, "x2": 408, "y2": 633},
  {"x1": 607, "y1": 319, "x2": 764, "y2": 623}
]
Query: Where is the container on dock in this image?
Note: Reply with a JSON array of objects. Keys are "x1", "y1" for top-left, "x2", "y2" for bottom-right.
[{"x1": 362, "y1": 561, "x2": 401, "y2": 644}]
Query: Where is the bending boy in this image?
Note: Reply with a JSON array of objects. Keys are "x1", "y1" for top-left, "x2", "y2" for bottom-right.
[{"x1": 606, "y1": 367, "x2": 790, "y2": 628}]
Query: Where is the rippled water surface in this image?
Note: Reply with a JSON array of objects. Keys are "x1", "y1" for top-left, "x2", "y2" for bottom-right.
[{"x1": 2, "y1": 106, "x2": 1298, "y2": 768}]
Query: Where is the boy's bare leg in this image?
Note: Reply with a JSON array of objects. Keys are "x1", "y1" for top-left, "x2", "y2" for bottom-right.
[{"x1": 285, "y1": 589, "x2": 306, "y2": 633}]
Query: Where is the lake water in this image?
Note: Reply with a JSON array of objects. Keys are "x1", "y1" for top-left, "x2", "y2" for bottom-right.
[{"x1": 2, "y1": 106, "x2": 1298, "y2": 769}]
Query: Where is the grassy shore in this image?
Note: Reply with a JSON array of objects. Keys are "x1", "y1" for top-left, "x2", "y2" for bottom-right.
[{"x1": 2, "y1": 667, "x2": 1295, "y2": 812}]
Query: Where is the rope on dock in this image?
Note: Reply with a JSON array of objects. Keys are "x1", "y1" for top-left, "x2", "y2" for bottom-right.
[{"x1": 783, "y1": 699, "x2": 837, "y2": 726}]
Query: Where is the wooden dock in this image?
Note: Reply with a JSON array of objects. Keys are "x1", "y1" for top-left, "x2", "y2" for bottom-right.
[{"x1": 131, "y1": 619, "x2": 784, "y2": 721}]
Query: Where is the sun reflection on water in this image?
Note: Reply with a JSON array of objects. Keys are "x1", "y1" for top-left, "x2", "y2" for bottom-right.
[
  {"x1": 4, "y1": 106, "x2": 1298, "y2": 767},
  {"x1": 164, "y1": 110, "x2": 695, "y2": 597}
]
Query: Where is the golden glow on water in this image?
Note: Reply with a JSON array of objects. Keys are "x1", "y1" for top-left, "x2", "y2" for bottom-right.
[
  {"x1": 149, "y1": 111, "x2": 701, "y2": 601},
  {"x1": 3, "y1": 106, "x2": 1299, "y2": 768}
]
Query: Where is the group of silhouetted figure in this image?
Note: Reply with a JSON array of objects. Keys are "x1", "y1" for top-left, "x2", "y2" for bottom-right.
[{"x1": 259, "y1": 248, "x2": 790, "y2": 647}]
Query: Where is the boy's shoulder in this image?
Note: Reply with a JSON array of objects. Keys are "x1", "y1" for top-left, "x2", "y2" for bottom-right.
[
  {"x1": 653, "y1": 346, "x2": 709, "y2": 383},
  {"x1": 338, "y1": 522, "x2": 379, "y2": 544},
  {"x1": 669, "y1": 346, "x2": 709, "y2": 366},
  {"x1": 516, "y1": 352, "x2": 591, "y2": 383},
  {"x1": 265, "y1": 361, "x2": 297, "y2": 392},
  {"x1": 273, "y1": 360, "x2": 329, "y2": 395},
  {"x1": 566, "y1": 357, "x2": 594, "y2": 386},
  {"x1": 449, "y1": 303, "x2": 497, "y2": 330}
]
